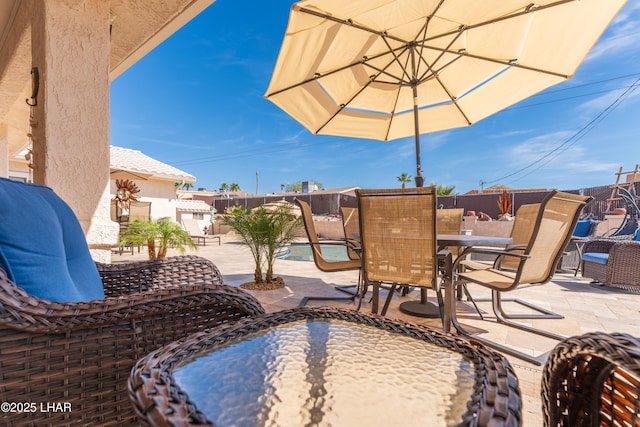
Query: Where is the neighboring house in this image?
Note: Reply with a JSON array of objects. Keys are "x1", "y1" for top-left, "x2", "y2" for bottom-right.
[
  {"x1": 175, "y1": 198, "x2": 213, "y2": 233},
  {"x1": 0, "y1": 0, "x2": 216, "y2": 262},
  {"x1": 110, "y1": 146, "x2": 195, "y2": 222}
]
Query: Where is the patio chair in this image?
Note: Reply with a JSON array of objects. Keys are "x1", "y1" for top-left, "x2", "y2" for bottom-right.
[
  {"x1": 447, "y1": 190, "x2": 593, "y2": 365},
  {"x1": 562, "y1": 217, "x2": 600, "y2": 275},
  {"x1": 357, "y1": 186, "x2": 445, "y2": 316},
  {"x1": 581, "y1": 231, "x2": 640, "y2": 293},
  {"x1": 340, "y1": 206, "x2": 361, "y2": 261},
  {"x1": 295, "y1": 200, "x2": 362, "y2": 307},
  {"x1": 542, "y1": 332, "x2": 640, "y2": 426},
  {"x1": 110, "y1": 199, "x2": 153, "y2": 255},
  {"x1": 182, "y1": 217, "x2": 220, "y2": 246},
  {"x1": 0, "y1": 177, "x2": 265, "y2": 426}
]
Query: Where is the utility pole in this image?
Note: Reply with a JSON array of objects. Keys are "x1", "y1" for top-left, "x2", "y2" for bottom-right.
[
  {"x1": 479, "y1": 180, "x2": 486, "y2": 194},
  {"x1": 255, "y1": 171, "x2": 259, "y2": 195}
]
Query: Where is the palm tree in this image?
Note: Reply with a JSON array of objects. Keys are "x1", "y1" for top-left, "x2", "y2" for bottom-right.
[
  {"x1": 397, "y1": 173, "x2": 412, "y2": 189},
  {"x1": 222, "y1": 206, "x2": 301, "y2": 284},
  {"x1": 434, "y1": 184, "x2": 456, "y2": 196},
  {"x1": 119, "y1": 217, "x2": 196, "y2": 259},
  {"x1": 220, "y1": 183, "x2": 229, "y2": 192},
  {"x1": 230, "y1": 183, "x2": 241, "y2": 192}
]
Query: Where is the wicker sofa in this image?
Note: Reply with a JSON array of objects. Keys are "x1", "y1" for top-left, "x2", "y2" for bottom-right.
[
  {"x1": 0, "y1": 256, "x2": 265, "y2": 426},
  {"x1": 542, "y1": 332, "x2": 640, "y2": 426},
  {"x1": 581, "y1": 233, "x2": 640, "y2": 293}
]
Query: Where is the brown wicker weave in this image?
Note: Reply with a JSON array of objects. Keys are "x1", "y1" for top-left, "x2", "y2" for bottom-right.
[
  {"x1": 542, "y1": 332, "x2": 640, "y2": 426},
  {"x1": 0, "y1": 255, "x2": 265, "y2": 426},
  {"x1": 128, "y1": 306, "x2": 522, "y2": 427},
  {"x1": 582, "y1": 239, "x2": 640, "y2": 293}
]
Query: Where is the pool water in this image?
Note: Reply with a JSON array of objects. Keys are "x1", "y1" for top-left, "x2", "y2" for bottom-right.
[{"x1": 278, "y1": 242, "x2": 350, "y2": 262}]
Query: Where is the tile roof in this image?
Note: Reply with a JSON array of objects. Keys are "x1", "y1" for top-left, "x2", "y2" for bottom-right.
[
  {"x1": 176, "y1": 199, "x2": 211, "y2": 213},
  {"x1": 110, "y1": 146, "x2": 195, "y2": 182}
]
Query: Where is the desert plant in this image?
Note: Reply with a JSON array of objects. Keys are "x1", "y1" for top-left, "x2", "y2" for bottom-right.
[
  {"x1": 119, "y1": 217, "x2": 196, "y2": 259},
  {"x1": 497, "y1": 189, "x2": 513, "y2": 216},
  {"x1": 222, "y1": 206, "x2": 301, "y2": 284},
  {"x1": 431, "y1": 183, "x2": 456, "y2": 196}
]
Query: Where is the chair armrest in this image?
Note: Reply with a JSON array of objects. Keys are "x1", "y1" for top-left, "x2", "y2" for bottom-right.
[
  {"x1": 0, "y1": 267, "x2": 264, "y2": 425},
  {"x1": 582, "y1": 239, "x2": 617, "y2": 254},
  {"x1": 0, "y1": 269, "x2": 264, "y2": 334},
  {"x1": 96, "y1": 255, "x2": 224, "y2": 297},
  {"x1": 606, "y1": 241, "x2": 640, "y2": 287}
]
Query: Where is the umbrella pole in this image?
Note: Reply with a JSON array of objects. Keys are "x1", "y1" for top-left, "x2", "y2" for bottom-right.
[{"x1": 412, "y1": 82, "x2": 424, "y2": 188}]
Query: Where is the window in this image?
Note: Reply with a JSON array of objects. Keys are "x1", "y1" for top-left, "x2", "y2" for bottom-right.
[{"x1": 192, "y1": 213, "x2": 204, "y2": 220}]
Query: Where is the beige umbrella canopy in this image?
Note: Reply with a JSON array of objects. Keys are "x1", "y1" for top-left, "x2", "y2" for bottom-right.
[
  {"x1": 253, "y1": 200, "x2": 302, "y2": 217},
  {"x1": 265, "y1": 0, "x2": 627, "y2": 186}
]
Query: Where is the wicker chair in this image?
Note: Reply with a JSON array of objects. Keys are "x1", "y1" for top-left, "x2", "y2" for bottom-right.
[
  {"x1": 449, "y1": 191, "x2": 593, "y2": 365},
  {"x1": 0, "y1": 178, "x2": 265, "y2": 425},
  {"x1": 0, "y1": 258, "x2": 265, "y2": 426},
  {"x1": 542, "y1": 332, "x2": 640, "y2": 426},
  {"x1": 581, "y1": 232, "x2": 640, "y2": 294}
]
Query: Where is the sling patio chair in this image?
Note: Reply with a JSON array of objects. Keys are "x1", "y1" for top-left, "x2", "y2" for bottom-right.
[
  {"x1": 445, "y1": 190, "x2": 593, "y2": 365},
  {"x1": 357, "y1": 186, "x2": 449, "y2": 317},
  {"x1": 295, "y1": 200, "x2": 362, "y2": 307},
  {"x1": 340, "y1": 206, "x2": 361, "y2": 262},
  {"x1": 182, "y1": 217, "x2": 221, "y2": 246},
  {"x1": 459, "y1": 203, "x2": 563, "y2": 322},
  {"x1": 0, "y1": 177, "x2": 265, "y2": 426}
]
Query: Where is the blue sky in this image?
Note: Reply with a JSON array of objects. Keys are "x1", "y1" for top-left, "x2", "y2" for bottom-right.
[{"x1": 110, "y1": 1, "x2": 640, "y2": 195}]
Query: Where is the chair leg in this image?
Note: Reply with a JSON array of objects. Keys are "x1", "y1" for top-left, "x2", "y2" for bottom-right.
[
  {"x1": 447, "y1": 285, "x2": 565, "y2": 366},
  {"x1": 380, "y1": 284, "x2": 397, "y2": 316},
  {"x1": 299, "y1": 271, "x2": 363, "y2": 308},
  {"x1": 298, "y1": 284, "x2": 358, "y2": 307},
  {"x1": 473, "y1": 290, "x2": 563, "y2": 320}
]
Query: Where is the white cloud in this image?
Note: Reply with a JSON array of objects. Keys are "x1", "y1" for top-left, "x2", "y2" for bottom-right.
[{"x1": 585, "y1": 4, "x2": 640, "y2": 62}]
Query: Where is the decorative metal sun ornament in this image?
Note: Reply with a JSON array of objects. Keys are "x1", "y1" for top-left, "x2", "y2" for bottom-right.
[{"x1": 114, "y1": 179, "x2": 140, "y2": 210}]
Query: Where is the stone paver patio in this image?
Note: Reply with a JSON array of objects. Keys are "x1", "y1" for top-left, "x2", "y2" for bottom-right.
[{"x1": 113, "y1": 235, "x2": 640, "y2": 426}]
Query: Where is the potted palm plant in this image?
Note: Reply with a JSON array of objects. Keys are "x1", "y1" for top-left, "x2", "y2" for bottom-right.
[
  {"x1": 222, "y1": 206, "x2": 301, "y2": 289},
  {"x1": 119, "y1": 217, "x2": 196, "y2": 259}
]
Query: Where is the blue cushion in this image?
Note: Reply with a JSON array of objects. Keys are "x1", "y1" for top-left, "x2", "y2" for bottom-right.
[
  {"x1": 0, "y1": 177, "x2": 104, "y2": 302},
  {"x1": 572, "y1": 220, "x2": 594, "y2": 238},
  {"x1": 582, "y1": 252, "x2": 609, "y2": 265}
]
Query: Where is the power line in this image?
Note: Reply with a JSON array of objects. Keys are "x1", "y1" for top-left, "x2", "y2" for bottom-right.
[
  {"x1": 169, "y1": 72, "x2": 640, "y2": 168},
  {"x1": 486, "y1": 78, "x2": 640, "y2": 186}
]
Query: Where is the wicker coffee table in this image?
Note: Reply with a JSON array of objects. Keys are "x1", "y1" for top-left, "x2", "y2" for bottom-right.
[{"x1": 129, "y1": 307, "x2": 521, "y2": 426}]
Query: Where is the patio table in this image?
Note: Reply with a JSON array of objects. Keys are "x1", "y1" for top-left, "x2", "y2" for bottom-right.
[
  {"x1": 128, "y1": 307, "x2": 521, "y2": 427},
  {"x1": 398, "y1": 234, "x2": 513, "y2": 319}
]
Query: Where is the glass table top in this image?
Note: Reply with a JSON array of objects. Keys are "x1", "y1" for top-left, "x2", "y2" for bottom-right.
[{"x1": 174, "y1": 318, "x2": 475, "y2": 427}]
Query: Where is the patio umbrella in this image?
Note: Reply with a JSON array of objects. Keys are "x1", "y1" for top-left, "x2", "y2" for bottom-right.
[
  {"x1": 253, "y1": 200, "x2": 302, "y2": 217},
  {"x1": 265, "y1": 0, "x2": 627, "y2": 186}
]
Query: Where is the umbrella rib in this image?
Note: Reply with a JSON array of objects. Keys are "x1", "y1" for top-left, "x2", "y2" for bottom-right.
[
  {"x1": 415, "y1": 0, "x2": 445, "y2": 77},
  {"x1": 265, "y1": 48, "x2": 406, "y2": 98},
  {"x1": 296, "y1": 6, "x2": 408, "y2": 45},
  {"x1": 314, "y1": 57, "x2": 400, "y2": 135},
  {"x1": 425, "y1": 46, "x2": 569, "y2": 79},
  {"x1": 416, "y1": 29, "x2": 465, "y2": 83},
  {"x1": 422, "y1": 0, "x2": 578, "y2": 44},
  {"x1": 380, "y1": 35, "x2": 412, "y2": 84}
]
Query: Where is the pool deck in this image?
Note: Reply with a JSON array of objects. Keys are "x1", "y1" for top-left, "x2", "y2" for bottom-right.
[{"x1": 113, "y1": 235, "x2": 640, "y2": 426}]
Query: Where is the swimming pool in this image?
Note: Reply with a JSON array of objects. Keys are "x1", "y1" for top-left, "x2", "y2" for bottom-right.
[{"x1": 277, "y1": 242, "x2": 350, "y2": 262}]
